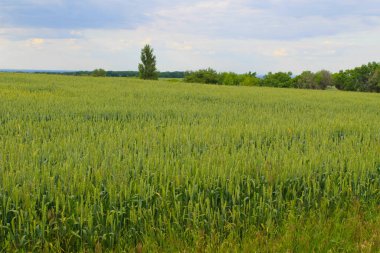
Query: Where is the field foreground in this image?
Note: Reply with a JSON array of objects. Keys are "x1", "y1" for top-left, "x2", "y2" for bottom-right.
[{"x1": 1, "y1": 74, "x2": 380, "y2": 252}]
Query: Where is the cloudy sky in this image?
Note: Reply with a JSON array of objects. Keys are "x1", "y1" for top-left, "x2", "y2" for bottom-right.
[{"x1": 0, "y1": 0, "x2": 379, "y2": 74}]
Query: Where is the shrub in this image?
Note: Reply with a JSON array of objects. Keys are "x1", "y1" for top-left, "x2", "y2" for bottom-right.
[
  {"x1": 92, "y1": 68, "x2": 107, "y2": 77},
  {"x1": 184, "y1": 68, "x2": 219, "y2": 84}
]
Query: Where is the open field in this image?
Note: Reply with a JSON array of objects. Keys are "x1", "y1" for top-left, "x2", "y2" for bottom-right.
[{"x1": 1, "y1": 73, "x2": 380, "y2": 252}]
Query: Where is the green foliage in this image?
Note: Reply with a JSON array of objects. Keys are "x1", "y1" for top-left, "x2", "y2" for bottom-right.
[
  {"x1": 315, "y1": 70, "x2": 333, "y2": 89},
  {"x1": 240, "y1": 72, "x2": 260, "y2": 86},
  {"x1": 219, "y1": 72, "x2": 241, "y2": 86},
  {"x1": 27, "y1": 62, "x2": 380, "y2": 93},
  {"x1": 62, "y1": 71, "x2": 185, "y2": 78},
  {"x1": 159, "y1": 71, "x2": 185, "y2": 78},
  {"x1": 294, "y1": 71, "x2": 318, "y2": 89},
  {"x1": 368, "y1": 67, "x2": 380, "y2": 92},
  {"x1": 333, "y1": 62, "x2": 380, "y2": 92},
  {"x1": 103, "y1": 70, "x2": 139, "y2": 77},
  {"x1": 138, "y1": 44, "x2": 158, "y2": 80},
  {"x1": 294, "y1": 70, "x2": 332, "y2": 90},
  {"x1": 184, "y1": 68, "x2": 219, "y2": 84},
  {"x1": 184, "y1": 70, "x2": 260, "y2": 87},
  {"x1": 1, "y1": 74, "x2": 380, "y2": 251},
  {"x1": 18, "y1": 62, "x2": 380, "y2": 93},
  {"x1": 92, "y1": 68, "x2": 107, "y2": 77},
  {"x1": 332, "y1": 70, "x2": 350, "y2": 90},
  {"x1": 261, "y1": 71, "x2": 293, "y2": 88},
  {"x1": 182, "y1": 62, "x2": 380, "y2": 92}
]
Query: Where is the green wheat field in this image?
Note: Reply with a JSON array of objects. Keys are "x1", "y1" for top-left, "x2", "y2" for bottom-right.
[{"x1": 1, "y1": 73, "x2": 380, "y2": 252}]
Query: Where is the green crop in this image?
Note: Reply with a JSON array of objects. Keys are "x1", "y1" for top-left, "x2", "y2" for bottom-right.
[{"x1": 1, "y1": 73, "x2": 380, "y2": 252}]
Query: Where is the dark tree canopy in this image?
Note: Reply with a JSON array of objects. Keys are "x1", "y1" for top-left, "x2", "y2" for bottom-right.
[
  {"x1": 138, "y1": 45, "x2": 158, "y2": 80},
  {"x1": 184, "y1": 68, "x2": 219, "y2": 84},
  {"x1": 314, "y1": 70, "x2": 333, "y2": 90},
  {"x1": 92, "y1": 68, "x2": 106, "y2": 77},
  {"x1": 260, "y1": 72, "x2": 293, "y2": 88},
  {"x1": 294, "y1": 71, "x2": 317, "y2": 89},
  {"x1": 368, "y1": 67, "x2": 380, "y2": 92},
  {"x1": 184, "y1": 69, "x2": 260, "y2": 86},
  {"x1": 332, "y1": 62, "x2": 380, "y2": 92}
]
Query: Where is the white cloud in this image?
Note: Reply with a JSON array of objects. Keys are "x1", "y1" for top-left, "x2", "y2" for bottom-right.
[
  {"x1": 1, "y1": 0, "x2": 380, "y2": 72},
  {"x1": 30, "y1": 38, "x2": 44, "y2": 45},
  {"x1": 273, "y1": 49, "x2": 289, "y2": 57},
  {"x1": 169, "y1": 41, "x2": 193, "y2": 51}
]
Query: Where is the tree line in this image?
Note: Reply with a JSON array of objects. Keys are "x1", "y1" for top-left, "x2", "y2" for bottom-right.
[
  {"x1": 62, "y1": 70, "x2": 185, "y2": 78},
  {"x1": 184, "y1": 69, "x2": 333, "y2": 90},
  {"x1": 184, "y1": 62, "x2": 380, "y2": 92},
  {"x1": 135, "y1": 44, "x2": 380, "y2": 92},
  {"x1": 37, "y1": 43, "x2": 379, "y2": 93},
  {"x1": 64, "y1": 45, "x2": 179, "y2": 79},
  {"x1": 333, "y1": 62, "x2": 380, "y2": 92}
]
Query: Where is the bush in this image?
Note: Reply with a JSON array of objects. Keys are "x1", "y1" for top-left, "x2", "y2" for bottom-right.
[
  {"x1": 333, "y1": 62, "x2": 380, "y2": 92},
  {"x1": 92, "y1": 69, "x2": 107, "y2": 77},
  {"x1": 368, "y1": 67, "x2": 380, "y2": 92},
  {"x1": 219, "y1": 72, "x2": 241, "y2": 86},
  {"x1": 294, "y1": 71, "x2": 317, "y2": 89},
  {"x1": 315, "y1": 70, "x2": 332, "y2": 90},
  {"x1": 240, "y1": 73, "x2": 260, "y2": 86},
  {"x1": 261, "y1": 72, "x2": 293, "y2": 88},
  {"x1": 184, "y1": 68, "x2": 219, "y2": 84}
]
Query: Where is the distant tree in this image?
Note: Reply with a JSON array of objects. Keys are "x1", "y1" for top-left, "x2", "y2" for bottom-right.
[
  {"x1": 295, "y1": 71, "x2": 318, "y2": 89},
  {"x1": 240, "y1": 72, "x2": 260, "y2": 86},
  {"x1": 159, "y1": 71, "x2": 185, "y2": 78},
  {"x1": 315, "y1": 70, "x2": 332, "y2": 89},
  {"x1": 106, "y1": 71, "x2": 139, "y2": 77},
  {"x1": 138, "y1": 44, "x2": 158, "y2": 80},
  {"x1": 333, "y1": 62, "x2": 380, "y2": 92},
  {"x1": 219, "y1": 72, "x2": 241, "y2": 86},
  {"x1": 368, "y1": 67, "x2": 380, "y2": 92},
  {"x1": 184, "y1": 68, "x2": 219, "y2": 84},
  {"x1": 261, "y1": 72, "x2": 293, "y2": 88},
  {"x1": 92, "y1": 68, "x2": 106, "y2": 77},
  {"x1": 332, "y1": 71, "x2": 351, "y2": 90}
]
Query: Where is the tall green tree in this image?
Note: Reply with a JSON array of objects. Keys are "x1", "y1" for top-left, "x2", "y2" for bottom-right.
[
  {"x1": 294, "y1": 71, "x2": 317, "y2": 89},
  {"x1": 315, "y1": 70, "x2": 332, "y2": 89},
  {"x1": 368, "y1": 67, "x2": 380, "y2": 92},
  {"x1": 138, "y1": 44, "x2": 158, "y2": 80}
]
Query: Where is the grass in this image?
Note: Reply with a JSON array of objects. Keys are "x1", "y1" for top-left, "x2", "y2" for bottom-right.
[{"x1": 0, "y1": 73, "x2": 380, "y2": 252}]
